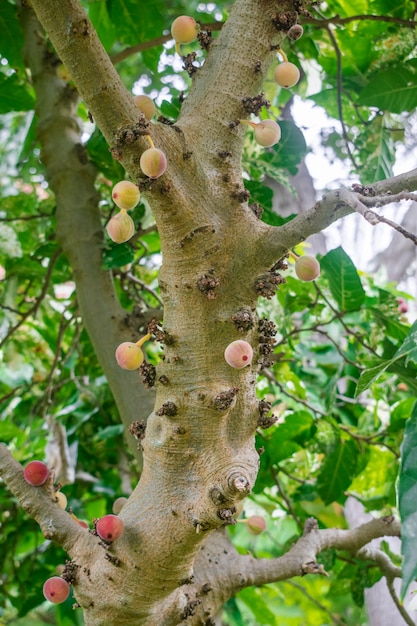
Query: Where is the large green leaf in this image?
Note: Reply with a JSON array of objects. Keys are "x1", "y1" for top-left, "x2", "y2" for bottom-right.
[
  {"x1": 317, "y1": 438, "x2": 359, "y2": 505},
  {"x1": 357, "y1": 68, "x2": 417, "y2": 113},
  {"x1": 0, "y1": 1, "x2": 25, "y2": 69},
  {"x1": 320, "y1": 247, "x2": 365, "y2": 311},
  {"x1": 0, "y1": 74, "x2": 34, "y2": 113},
  {"x1": 399, "y1": 400, "x2": 417, "y2": 598}
]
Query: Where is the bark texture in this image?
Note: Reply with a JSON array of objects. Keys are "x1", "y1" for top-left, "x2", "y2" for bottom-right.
[{"x1": 2, "y1": 0, "x2": 417, "y2": 624}]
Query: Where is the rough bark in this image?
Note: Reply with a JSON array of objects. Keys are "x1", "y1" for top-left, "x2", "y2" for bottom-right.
[{"x1": 2, "y1": 0, "x2": 417, "y2": 624}]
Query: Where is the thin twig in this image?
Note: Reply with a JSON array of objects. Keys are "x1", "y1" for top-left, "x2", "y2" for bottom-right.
[
  {"x1": 307, "y1": 13, "x2": 417, "y2": 28},
  {"x1": 0, "y1": 248, "x2": 62, "y2": 349},
  {"x1": 126, "y1": 273, "x2": 163, "y2": 306},
  {"x1": 325, "y1": 26, "x2": 358, "y2": 169},
  {"x1": 271, "y1": 466, "x2": 304, "y2": 531},
  {"x1": 110, "y1": 21, "x2": 223, "y2": 64},
  {"x1": 386, "y1": 577, "x2": 415, "y2": 626},
  {"x1": 264, "y1": 371, "x2": 327, "y2": 418},
  {"x1": 41, "y1": 307, "x2": 74, "y2": 418}
]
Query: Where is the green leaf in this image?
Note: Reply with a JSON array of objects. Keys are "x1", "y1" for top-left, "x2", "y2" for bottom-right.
[
  {"x1": 357, "y1": 68, "x2": 417, "y2": 113},
  {"x1": 244, "y1": 180, "x2": 274, "y2": 210},
  {"x1": 0, "y1": 422, "x2": 24, "y2": 443},
  {"x1": 265, "y1": 120, "x2": 307, "y2": 175},
  {"x1": 320, "y1": 247, "x2": 365, "y2": 311},
  {"x1": 399, "y1": 401, "x2": 417, "y2": 599},
  {"x1": 85, "y1": 128, "x2": 124, "y2": 181},
  {"x1": 356, "y1": 320, "x2": 417, "y2": 395},
  {"x1": 0, "y1": 74, "x2": 35, "y2": 113},
  {"x1": 102, "y1": 242, "x2": 135, "y2": 270},
  {"x1": 348, "y1": 446, "x2": 398, "y2": 508},
  {"x1": 107, "y1": 0, "x2": 165, "y2": 46},
  {"x1": 96, "y1": 424, "x2": 124, "y2": 440},
  {"x1": 238, "y1": 587, "x2": 278, "y2": 624},
  {"x1": 0, "y1": 1, "x2": 25, "y2": 69},
  {"x1": 317, "y1": 438, "x2": 359, "y2": 505}
]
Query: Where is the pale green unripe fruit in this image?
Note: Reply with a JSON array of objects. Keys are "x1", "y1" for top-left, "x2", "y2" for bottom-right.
[
  {"x1": 112, "y1": 180, "x2": 140, "y2": 210},
  {"x1": 224, "y1": 340, "x2": 253, "y2": 369},
  {"x1": 54, "y1": 491, "x2": 67, "y2": 510},
  {"x1": 253, "y1": 120, "x2": 281, "y2": 147},
  {"x1": 115, "y1": 342, "x2": 145, "y2": 370},
  {"x1": 115, "y1": 333, "x2": 151, "y2": 370},
  {"x1": 171, "y1": 16, "x2": 198, "y2": 44},
  {"x1": 295, "y1": 255, "x2": 320, "y2": 281},
  {"x1": 106, "y1": 210, "x2": 135, "y2": 244},
  {"x1": 133, "y1": 95, "x2": 156, "y2": 120},
  {"x1": 274, "y1": 61, "x2": 300, "y2": 88},
  {"x1": 140, "y1": 147, "x2": 167, "y2": 179}
]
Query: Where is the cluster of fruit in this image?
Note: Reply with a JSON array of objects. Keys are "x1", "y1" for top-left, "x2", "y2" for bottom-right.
[
  {"x1": 23, "y1": 461, "x2": 126, "y2": 604},
  {"x1": 106, "y1": 93, "x2": 167, "y2": 244}
]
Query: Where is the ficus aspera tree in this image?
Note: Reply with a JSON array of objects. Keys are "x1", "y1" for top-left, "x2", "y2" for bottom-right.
[{"x1": 1, "y1": 1, "x2": 417, "y2": 625}]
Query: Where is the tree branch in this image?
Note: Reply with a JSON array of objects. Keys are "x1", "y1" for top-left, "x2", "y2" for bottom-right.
[
  {"x1": 259, "y1": 167, "x2": 417, "y2": 267},
  {"x1": 0, "y1": 443, "x2": 87, "y2": 552},
  {"x1": 20, "y1": 6, "x2": 156, "y2": 460}
]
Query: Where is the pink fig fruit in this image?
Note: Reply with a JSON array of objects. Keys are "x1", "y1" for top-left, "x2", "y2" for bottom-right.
[
  {"x1": 224, "y1": 340, "x2": 253, "y2": 369},
  {"x1": 23, "y1": 460, "x2": 49, "y2": 486},
  {"x1": 96, "y1": 514, "x2": 124, "y2": 542},
  {"x1": 43, "y1": 577, "x2": 70, "y2": 604}
]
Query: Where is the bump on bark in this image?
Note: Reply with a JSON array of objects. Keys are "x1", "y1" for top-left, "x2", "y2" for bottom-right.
[
  {"x1": 250, "y1": 202, "x2": 263, "y2": 218},
  {"x1": 197, "y1": 272, "x2": 220, "y2": 299},
  {"x1": 271, "y1": 10, "x2": 298, "y2": 31},
  {"x1": 213, "y1": 387, "x2": 239, "y2": 411},
  {"x1": 258, "y1": 317, "x2": 277, "y2": 338},
  {"x1": 139, "y1": 361, "x2": 156, "y2": 388},
  {"x1": 156, "y1": 401, "x2": 178, "y2": 417},
  {"x1": 110, "y1": 120, "x2": 149, "y2": 160},
  {"x1": 105, "y1": 552, "x2": 122, "y2": 566},
  {"x1": 148, "y1": 318, "x2": 175, "y2": 345},
  {"x1": 255, "y1": 258, "x2": 288, "y2": 299},
  {"x1": 254, "y1": 272, "x2": 286, "y2": 299},
  {"x1": 198, "y1": 29, "x2": 212, "y2": 50},
  {"x1": 217, "y1": 508, "x2": 237, "y2": 524},
  {"x1": 258, "y1": 399, "x2": 277, "y2": 429},
  {"x1": 129, "y1": 420, "x2": 146, "y2": 440},
  {"x1": 231, "y1": 187, "x2": 250, "y2": 203},
  {"x1": 229, "y1": 474, "x2": 251, "y2": 495},
  {"x1": 210, "y1": 487, "x2": 227, "y2": 506},
  {"x1": 182, "y1": 52, "x2": 198, "y2": 76},
  {"x1": 157, "y1": 115, "x2": 174, "y2": 126},
  {"x1": 242, "y1": 92, "x2": 270, "y2": 115},
  {"x1": 63, "y1": 560, "x2": 79, "y2": 584},
  {"x1": 232, "y1": 308, "x2": 255, "y2": 332},
  {"x1": 180, "y1": 594, "x2": 202, "y2": 619}
]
